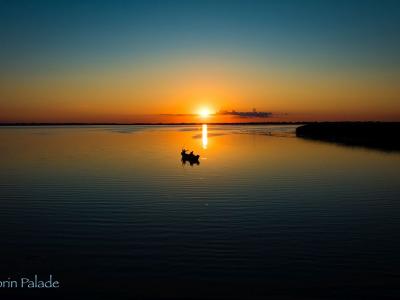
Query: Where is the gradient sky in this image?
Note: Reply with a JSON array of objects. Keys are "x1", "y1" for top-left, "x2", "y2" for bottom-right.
[{"x1": 1, "y1": 0, "x2": 399, "y2": 122}]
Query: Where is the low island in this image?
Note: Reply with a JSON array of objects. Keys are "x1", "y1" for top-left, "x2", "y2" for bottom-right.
[{"x1": 296, "y1": 122, "x2": 400, "y2": 151}]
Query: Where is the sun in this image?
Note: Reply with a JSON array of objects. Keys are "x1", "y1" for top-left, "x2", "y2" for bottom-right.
[{"x1": 199, "y1": 108, "x2": 211, "y2": 118}]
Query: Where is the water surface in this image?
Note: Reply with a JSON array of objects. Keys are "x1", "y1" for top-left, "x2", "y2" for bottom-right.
[{"x1": 0, "y1": 125, "x2": 399, "y2": 299}]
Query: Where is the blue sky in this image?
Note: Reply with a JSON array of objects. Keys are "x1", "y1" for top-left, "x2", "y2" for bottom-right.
[
  {"x1": 0, "y1": 0, "x2": 399, "y2": 122},
  {"x1": 1, "y1": 0, "x2": 399, "y2": 71}
]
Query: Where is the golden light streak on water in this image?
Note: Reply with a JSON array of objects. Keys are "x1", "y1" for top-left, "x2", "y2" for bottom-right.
[{"x1": 202, "y1": 124, "x2": 208, "y2": 149}]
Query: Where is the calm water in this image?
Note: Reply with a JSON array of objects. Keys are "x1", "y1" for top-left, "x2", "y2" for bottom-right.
[{"x1": 0, "y1": 125, "x2": 399, "y2": 299}]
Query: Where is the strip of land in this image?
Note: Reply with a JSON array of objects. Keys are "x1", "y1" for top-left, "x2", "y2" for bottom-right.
[
  {"x1": 296, "y1": 122, "x2": 400, "y2": 151},
  {"x1": 0, "y1": 122, "x2": 304, "y2": 126}
]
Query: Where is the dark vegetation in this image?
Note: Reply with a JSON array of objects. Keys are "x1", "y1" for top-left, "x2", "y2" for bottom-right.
[{"x1": 296, "y1": 122, "x2": 400, "y2": 151}]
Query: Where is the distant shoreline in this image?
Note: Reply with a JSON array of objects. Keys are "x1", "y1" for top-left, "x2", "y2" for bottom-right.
[
  {"x1": 0, "y1": 122, "x2": 303, "y2": 126},
  {"x1": 0, "y1": 121, "x2": 398, "y2": 126},
  {"x1": 296, "y1": 122, "x2": 400, "y2": 151}
]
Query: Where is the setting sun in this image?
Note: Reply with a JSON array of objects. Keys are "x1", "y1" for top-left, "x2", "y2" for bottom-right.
[{"x1": 199, "y1": 108, "x2": 211, "y2": 118}]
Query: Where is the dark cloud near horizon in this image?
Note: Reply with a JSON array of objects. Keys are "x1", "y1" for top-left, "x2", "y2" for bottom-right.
[
  {"x1": 161, "y1": 110, "x2": 274, "y2": 118},
  {"x1": 217, "y1": 110, "x2": 272, "y2": 118}
]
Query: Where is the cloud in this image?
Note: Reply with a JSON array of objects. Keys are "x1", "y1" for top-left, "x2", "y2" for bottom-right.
[
  {"x1": 160, "y1": 109, "x2": 274, "y2": 118},
  {"x1": 216, "y1": 110, "x2": 272, "y2": 118}
]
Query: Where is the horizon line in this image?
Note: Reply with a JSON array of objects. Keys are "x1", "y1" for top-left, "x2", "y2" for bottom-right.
[{"x1": 1, "y1": 121, "x2": 399, "y2": 126}]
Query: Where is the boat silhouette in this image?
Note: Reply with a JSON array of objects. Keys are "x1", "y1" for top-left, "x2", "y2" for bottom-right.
[{"x1": 181, "y1": 149, "x2": 200, "y2": 165}]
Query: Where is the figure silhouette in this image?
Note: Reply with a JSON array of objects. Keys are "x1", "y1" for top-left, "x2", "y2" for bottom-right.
[{"x1": 181, "y1": 149, "x2": 200, "y2": 165}]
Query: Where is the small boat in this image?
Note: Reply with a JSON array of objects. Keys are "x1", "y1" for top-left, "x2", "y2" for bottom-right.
[{"x1": 181, "y1": 149, "x2": 200, "y2": 163}]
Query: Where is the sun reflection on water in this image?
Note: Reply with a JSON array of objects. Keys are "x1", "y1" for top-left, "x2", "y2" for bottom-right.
[{"x1": 202, "y1": 124, "x2": 208, "y2": 149}]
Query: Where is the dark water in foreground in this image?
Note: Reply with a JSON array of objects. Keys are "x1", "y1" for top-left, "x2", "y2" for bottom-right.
[{"x1": 0, "y1": 125, "x2": 399, "y2": 299}]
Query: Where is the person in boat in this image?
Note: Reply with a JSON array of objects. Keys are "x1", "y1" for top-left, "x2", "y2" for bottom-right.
[{"x1": 181, "y1": 149, "x2": 199, "y2": 161}]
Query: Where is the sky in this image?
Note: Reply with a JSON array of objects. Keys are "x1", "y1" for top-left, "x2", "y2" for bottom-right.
[{"x1": 0, "y1": 0, "x2": 399, "y2": 122}]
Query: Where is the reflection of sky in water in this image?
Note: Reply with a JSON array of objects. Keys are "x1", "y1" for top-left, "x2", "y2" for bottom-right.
[{"x1": 0, "y1": 125, "x2": 399, "y2": 298}]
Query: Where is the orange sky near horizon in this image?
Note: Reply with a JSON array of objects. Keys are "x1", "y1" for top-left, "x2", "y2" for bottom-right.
[{"x1": 1, "y1": 54, "x2": 400, "y2": 123}]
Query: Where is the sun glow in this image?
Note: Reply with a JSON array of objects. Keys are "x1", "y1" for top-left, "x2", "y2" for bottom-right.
[{"x1": 199, "y1": 108, "x2": 211, "y2": 118}]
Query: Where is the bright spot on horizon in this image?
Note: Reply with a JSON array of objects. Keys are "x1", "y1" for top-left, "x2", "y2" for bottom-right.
[{"x1": 199, "y1": 108, "x2": 211, "y2": 118}]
